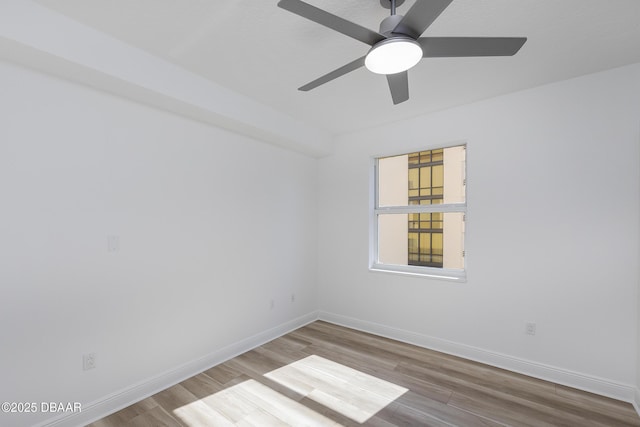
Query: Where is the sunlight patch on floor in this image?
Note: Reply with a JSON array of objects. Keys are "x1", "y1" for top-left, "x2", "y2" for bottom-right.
[
  {"x1": 173, "y1": 378, "x2": 341, "y2": 426},
  {"x1": 265, "y1": 355, "x2": 408, "y2": 423}
]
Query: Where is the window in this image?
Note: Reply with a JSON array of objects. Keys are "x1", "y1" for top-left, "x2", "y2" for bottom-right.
[{"x1": 371, "y1": 145, "x2": 466, "y2": 280}]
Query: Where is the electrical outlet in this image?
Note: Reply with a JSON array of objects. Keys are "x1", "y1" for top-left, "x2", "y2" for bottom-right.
[
  {"x1": 83, "y1": 353, "x2": 96, "y2": 370},
  {"x1": 525, "y1": 322, "x2": 537, "y2": 336}
]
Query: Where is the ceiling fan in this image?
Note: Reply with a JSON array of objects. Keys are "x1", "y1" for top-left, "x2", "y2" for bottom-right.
[{"x1": 278, "y1": 0, "x2": 527, "y2": 104}]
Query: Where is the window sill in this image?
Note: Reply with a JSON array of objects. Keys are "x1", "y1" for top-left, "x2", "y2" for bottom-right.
[{"x1": 369, "y1": 263, "x2": 466, "y2": 282}]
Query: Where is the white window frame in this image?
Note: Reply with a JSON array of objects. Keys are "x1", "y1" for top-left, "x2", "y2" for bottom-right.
[{"x1": 369, "y1": 144, "x2": 467, "y2": 282}]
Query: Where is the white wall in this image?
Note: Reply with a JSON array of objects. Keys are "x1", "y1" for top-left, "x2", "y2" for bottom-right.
[
  {"x1": 0, "y1": 61, "x2": 318, "y2": 427},
  {"x1": 318, "y1": 63, "x2": 640, "y2": 399}
]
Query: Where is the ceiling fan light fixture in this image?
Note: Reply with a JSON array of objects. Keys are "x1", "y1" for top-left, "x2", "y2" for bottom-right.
[{"x1": 365, "y1": 37, "x2": 423, "y2": 75}]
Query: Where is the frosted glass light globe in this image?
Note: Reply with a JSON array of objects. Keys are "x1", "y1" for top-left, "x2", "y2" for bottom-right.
[{"x1": 365, "y1": 38, "x2": 423, "y2": 75}]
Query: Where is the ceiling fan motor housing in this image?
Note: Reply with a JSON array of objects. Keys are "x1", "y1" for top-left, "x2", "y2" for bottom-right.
[{"x1": 379, "y1": 14, "x2": 409, "y2": 37}]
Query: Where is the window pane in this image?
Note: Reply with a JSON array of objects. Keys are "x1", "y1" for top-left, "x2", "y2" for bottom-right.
[
  {"x1": 377, "y1": 212, "x2": 464, "y2": 269},
  {"x1": 419, "y1": 166, "x2": 431, "y2": 188},
  {"x1": 408, "y1": 168, "x2": 419, "y2": 190},
  {"x1": 419, "y1": 233, "x2": 429, "y2": 251},
  {"x1": 378, "y1": 146, "x2": 465, "y2": 208},
  {"x1": 432, "y1": 233, "x2": 443, "y2": 253},
  {"x1": 432, "y1": 164, "x2": 444, "y2": 187}
]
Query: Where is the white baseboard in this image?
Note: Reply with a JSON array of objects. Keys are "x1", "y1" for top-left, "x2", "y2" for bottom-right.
[
  {"x1": 318, "y1": 311, "x2": 636, "y2": 403},
  {"x1": 37, "y1": 311, "x2": 319, "y2": 427},
  {"x1": 35, "y1": 310, "x2": 637, "y2": 426}
]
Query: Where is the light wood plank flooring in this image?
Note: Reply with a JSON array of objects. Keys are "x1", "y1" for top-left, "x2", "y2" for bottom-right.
[{"x1": 88, "y1": 321, "x2": 640, "y2": 426}]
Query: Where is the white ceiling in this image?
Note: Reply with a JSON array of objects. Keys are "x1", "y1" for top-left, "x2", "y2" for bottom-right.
[{"x1": 31, "y1": 0, "x2": 640, "y2": 135}]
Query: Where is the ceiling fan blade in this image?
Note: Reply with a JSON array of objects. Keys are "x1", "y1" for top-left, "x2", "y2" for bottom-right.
[
  {"x1": 386, "y1": 71, "x2": 409, "y2": 105},
  {"x1": 419, "y1": 37, "x2": 527, "y2": 57},
  {"x1": 393, "y1": 0, "x2": 453, "y2": 39},
  {"x1": 278, "y1": 0, "x2": 385, "y2": 46},
  {"x1": 298, "y1": 56, "x2": 366, "y2": 91}
]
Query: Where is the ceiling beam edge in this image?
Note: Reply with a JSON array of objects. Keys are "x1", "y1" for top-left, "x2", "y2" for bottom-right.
[{"x1": 0, "y1": 0, "x2": 333, "y2": 158}]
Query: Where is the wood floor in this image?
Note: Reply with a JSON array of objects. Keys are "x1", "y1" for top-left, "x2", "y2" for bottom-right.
[{"x1": 88, "y1": 321, "x2": 640, "y2": 426}]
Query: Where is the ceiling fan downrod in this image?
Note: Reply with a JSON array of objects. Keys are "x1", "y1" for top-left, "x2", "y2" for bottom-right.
[{"x1": 380, "y1": 0, "x2": 405, "y2": 14}]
